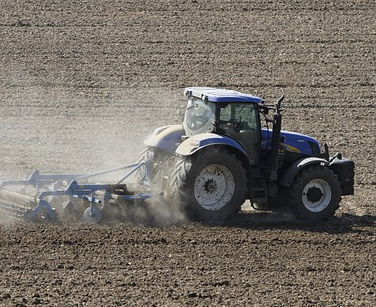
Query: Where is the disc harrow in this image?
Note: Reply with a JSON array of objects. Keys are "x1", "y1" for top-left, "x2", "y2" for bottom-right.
[{"x1": 0, "y1": 161, "x2": 162, "y2": 224}]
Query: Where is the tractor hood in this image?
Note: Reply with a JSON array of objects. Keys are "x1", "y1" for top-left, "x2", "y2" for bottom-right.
[{"x1": 261, "y1": 128, "x2": 322, "y2": 157}]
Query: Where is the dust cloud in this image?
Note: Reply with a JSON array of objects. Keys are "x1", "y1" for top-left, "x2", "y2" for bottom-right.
[{"x1": 0, "y1": 87, "x2": 188, "y2": 226}]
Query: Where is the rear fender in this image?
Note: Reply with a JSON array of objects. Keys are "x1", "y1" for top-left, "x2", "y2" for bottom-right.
[
  {"x1": 280, "y1": 157, "x2": 329, "y2": 187},
  {"x1": 143, "y1": 125, "x2": 185, "y2": 155},
  {"x1": 176, "y1": 134, "x2": 253, "y2": 196},
  {"x1": 176, "y1": 133, "x2": 248, "y2": 157}
]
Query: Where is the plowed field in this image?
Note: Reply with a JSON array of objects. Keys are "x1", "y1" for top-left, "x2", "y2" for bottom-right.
[{"x1": 0, "y1": 1, "x2": 375, "y2": 306}]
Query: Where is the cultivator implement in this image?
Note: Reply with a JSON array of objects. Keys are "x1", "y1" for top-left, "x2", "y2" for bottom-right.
[{"x1": 0, "y1": 161, "x2": 162, "y2": 224}]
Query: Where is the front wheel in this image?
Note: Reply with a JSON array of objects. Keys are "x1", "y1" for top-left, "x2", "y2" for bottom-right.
[
  {"x1": 288, "y1": 164, "x2": 341, "y2": 222},
  {"x1": 170, "y1": 148, "x2": 247, "y2": 222}
]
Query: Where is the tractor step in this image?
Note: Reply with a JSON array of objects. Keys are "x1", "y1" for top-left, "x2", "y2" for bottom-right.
[{"x1": 251, "y1": 172, "x2": 268, "y2": 203}]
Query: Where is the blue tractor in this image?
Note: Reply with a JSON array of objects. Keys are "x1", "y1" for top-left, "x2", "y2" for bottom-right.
[{"x1": 142, "y1": 87, "x2": 354, "y2": 222}]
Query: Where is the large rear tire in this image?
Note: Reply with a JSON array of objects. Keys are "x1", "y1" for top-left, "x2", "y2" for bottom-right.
[
  {"x1": 288, "y1": 164, "x2": 341, "y2": 222},
  {"x1": 136, "y1": 147, "x2": 172, "y2": 188},
  {"x1": 170, "y1": 148, "x2": 247, "y2": 222}
]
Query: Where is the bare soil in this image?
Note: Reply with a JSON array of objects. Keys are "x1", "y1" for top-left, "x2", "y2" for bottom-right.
[{"x1": 0, "y1": 0, "x2": 375, "y2": 306}]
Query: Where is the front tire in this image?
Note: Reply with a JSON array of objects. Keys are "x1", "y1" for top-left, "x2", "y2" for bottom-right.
[
  {"x1": 288, "y1": 164, "x2": 341, "y2": 222},
  {"x1": 171, "y1": 148, "x2": 247, "y2": 222}
]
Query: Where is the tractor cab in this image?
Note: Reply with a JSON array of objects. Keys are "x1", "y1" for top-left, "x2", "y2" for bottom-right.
[
  {"x1": 183, "y1": 87, "x2": 264, "y2": 164},
  {"x1": 216, "y1": 102, "x2": 261, "y2": 164}
]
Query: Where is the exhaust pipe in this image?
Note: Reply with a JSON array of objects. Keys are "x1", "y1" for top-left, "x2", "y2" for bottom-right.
[{"x1": 268, "y1": 95, "x2": 284, "y2": 181}]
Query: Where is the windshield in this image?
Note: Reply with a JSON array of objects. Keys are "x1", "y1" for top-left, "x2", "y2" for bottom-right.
[{"x1": 183, "y1": 97, "x2": 216, "y2": 136}]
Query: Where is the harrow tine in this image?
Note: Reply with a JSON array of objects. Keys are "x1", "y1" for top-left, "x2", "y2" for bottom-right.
[
  {"x1": 0, "y1": 189, "x2": 59, "y2": 223},
  {"x1": 0, "y1": 189, "x2": 34, "y2": 221},
  {"x1": 0, "y1": 201, "x2": 29, "y2": 221}
]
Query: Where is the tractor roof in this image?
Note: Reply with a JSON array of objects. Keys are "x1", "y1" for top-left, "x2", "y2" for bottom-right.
[{"x1": 184, "y1": 87, "x2": 264, "y2": 104}]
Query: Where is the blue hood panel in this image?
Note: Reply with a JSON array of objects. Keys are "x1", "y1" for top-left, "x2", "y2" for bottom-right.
[{"x1": 261, "y1": 128, "x2": 321, "y2": 156}]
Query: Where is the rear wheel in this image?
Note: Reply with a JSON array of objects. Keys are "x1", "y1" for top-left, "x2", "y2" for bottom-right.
[
  {"x1": 136, "y1": 147, "x2": 172, "y2": 188},
  {"x1": 170, "y1": 148, "x2": 247, "y2": 222},
  {"x1": 288, "y1": 164, "x2": 341, "y2": 222}
]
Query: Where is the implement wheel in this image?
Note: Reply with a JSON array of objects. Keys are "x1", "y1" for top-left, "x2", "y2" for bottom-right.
[{"x1": 83, "y1": 206, "x2": 103, "y2": 224}]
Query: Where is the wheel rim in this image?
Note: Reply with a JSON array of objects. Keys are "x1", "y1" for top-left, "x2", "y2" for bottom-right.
[
  {"x1": 193, "y1": 164, "x2": 235, "y2": 211},
  {"x1": 302, "y1": 179, "x2": 332, "y2": 212}
]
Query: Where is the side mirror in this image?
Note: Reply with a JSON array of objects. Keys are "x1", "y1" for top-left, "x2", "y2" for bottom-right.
[{"x1": 259, "y1": 105, "x2": 269, "y2": 115}]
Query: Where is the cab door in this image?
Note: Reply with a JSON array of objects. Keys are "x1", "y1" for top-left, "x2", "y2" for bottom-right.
[{"x1": 217, "y1": 103, "x2": 261, "y2": 164}]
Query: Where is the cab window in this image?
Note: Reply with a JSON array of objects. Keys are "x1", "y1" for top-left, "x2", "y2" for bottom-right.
[{"x1": 219, "y1": 103, "x2": 259, "y2": 132}]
